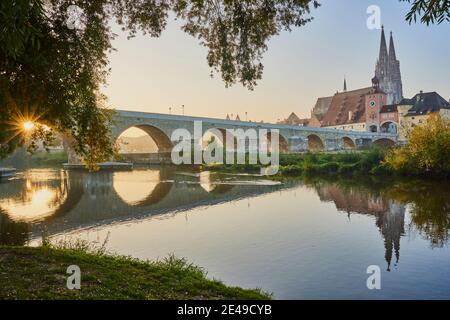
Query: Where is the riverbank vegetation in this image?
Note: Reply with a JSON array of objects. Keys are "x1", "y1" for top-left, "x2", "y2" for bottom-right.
[
  {"x1": 0, "y1": 149, "x2": 67, "y2": 168},
  {"x1": 0, "y1": 242, "x2": 270, "y2": 300},
  {"x1": 384, "y1": 114, "x2": 450, "y2": 177},
  {"x1": 203, "y1": 147, "x2": 389, "y2": 177},
  {"x1": 204, "y1": 115, "x2": 450, "y2": 179}
]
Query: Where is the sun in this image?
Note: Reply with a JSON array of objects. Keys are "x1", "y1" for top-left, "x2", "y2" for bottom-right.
[{"x1": 23, "y1": 121, "x2": 35, "y2": 131}]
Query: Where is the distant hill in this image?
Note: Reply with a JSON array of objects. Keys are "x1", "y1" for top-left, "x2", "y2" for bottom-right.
[{"x1": 117, "y1": 135, "x2": 158, "y2": 153}]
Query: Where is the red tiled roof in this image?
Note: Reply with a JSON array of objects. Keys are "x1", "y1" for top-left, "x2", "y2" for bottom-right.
[{"x1": 320, "y1": 87, "x2": 373, "y2": 126}]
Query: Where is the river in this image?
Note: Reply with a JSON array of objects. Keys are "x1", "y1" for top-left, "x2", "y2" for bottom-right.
[{"x1": 1, "y1": 167, "x2": 449, "y2": 299}]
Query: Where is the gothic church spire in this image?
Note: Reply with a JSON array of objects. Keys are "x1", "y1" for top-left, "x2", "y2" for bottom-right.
[
  {"x1": 374, "y1": 27, "x2": 403, "y2": 105},
  {"x1": 389, "y1": 32, "x2": 397, "y2": 61},
  {"x1": 379, "y1": 25, "x2": 388, "y2": 64}
]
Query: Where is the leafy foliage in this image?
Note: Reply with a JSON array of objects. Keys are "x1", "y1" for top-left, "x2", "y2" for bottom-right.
[
  {"x1": 0, "y1": 0, "x2": 319, "y2": 168},
  {"x1": 401, "y1": 0, "x2": 450, "y2": 24},
  {"x1": 384, "y1": 114, "x2": 450, "y2": 176},
  {"x1": 174, "y1": 0, "x2": 319, "y2": 89}
]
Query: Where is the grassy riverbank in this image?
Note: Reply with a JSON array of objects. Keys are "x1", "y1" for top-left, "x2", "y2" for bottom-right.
[
  {"x1": 0, "y1": 149, "x2": 67, "y2": 168},
  {"x1": 0, "y1": 246, "x2": 270, "y2": 300},
  {"x1": 203, "y1": 148, "x2": 390, "y2": 177}
]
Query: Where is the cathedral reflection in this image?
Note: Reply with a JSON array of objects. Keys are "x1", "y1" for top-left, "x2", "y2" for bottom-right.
[
  {"x1": 1, "y1": 169, "x2": 448, "y2": 258},
  {"x1": 315, "y1": 183, "x2": 405, "y2": 271}
]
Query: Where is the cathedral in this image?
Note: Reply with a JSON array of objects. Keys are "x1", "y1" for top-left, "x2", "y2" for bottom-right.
[
  {"x1": 279, "y1": 27, "x2": 404, "y2": 133},
  {"x1": 375, "y1": 26, "x2": 403, "y2": 105}
]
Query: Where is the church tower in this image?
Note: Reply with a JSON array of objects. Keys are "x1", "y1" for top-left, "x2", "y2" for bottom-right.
[
  {"x1": 365, "y1": 76, "x2": 386, "y2": 132},
  {"x1": 388, "y1": 31, "x2": 403, "y2": 104},
  {"x1": 374, "y1": 27, "x2": 403, "y2": 104}
]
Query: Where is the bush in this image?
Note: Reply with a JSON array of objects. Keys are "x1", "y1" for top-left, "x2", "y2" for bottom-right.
[
  {"x1": 279, "y1": 165, "x2": 302, "y2": 176},
  {"x1": 316, "y1": 162, "x2": 340, "y2": 174},
  {"x1": 359, "y1": 147, "x2": 385, "y2": 172},
  {"x1": 279, "y1": 154, "x2": 301, "y2": 166},
  {"x1": 384, "y1": 114, "x2": 450, "y2": 176},
  {"x1": 338, "y1": 162, "x2": 361, "y2": 175},
  {"x1": 333, "y1": 152, "x2": 361, "y2": 164}
]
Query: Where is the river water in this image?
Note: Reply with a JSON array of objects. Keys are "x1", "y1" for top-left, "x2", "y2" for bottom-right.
[{"x1": 1, "y1": 167, "x2": 449, "y2": 299}]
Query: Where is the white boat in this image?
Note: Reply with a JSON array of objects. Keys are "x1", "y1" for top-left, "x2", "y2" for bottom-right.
[{"x1": 0, "y1": 168, "x2": 17, "y2": 179}]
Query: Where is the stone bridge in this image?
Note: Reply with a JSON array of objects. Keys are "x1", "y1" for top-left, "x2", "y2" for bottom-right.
[{"x1": 67, "y1": 110, "x2": 397, "y2": 164}]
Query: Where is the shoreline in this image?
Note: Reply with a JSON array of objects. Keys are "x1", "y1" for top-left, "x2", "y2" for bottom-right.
[{"x1": 0, "y1": 246, "x2": 271, "y2": 300}]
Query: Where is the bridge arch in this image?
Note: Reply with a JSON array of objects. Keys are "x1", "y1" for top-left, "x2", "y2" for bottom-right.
[
  {"x1": 116, "y1": 124, "x2": 173, "y2": 153},
  {"x1": 380, "y1": 121, "x2": 398, "y2": 134},
  {"x1": 265, "y1": 132, "x2": 289, "y2": 153},
  {"x1": 342, "y1": 137, "x2": 356, "y2": 149},
  {"x1": 202, "y1": 128, "x2": 236, "y2": 151},
  {"x1": 307, "y1": 134, "x2": 325, "y2": 151},
  {"x1": 373, "y1": 138, "x2": 395, "y2": 148}
]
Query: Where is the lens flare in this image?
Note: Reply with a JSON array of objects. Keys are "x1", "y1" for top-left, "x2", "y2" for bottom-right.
[{"x1": 23, "y1": 121, "x2": 35, "y2": 131}]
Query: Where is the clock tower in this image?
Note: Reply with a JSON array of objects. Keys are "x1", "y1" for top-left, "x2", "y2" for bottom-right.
[{"x1": 365, "y1": 76, "x2": 386, "y2": 132}]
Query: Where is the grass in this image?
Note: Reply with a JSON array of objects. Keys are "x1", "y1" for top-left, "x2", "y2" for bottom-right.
[
  {"x1": 0, "y1": 149, "x2": 67, "y2": 168},
  {"x1": 28, "y1": 151, "x2": 67, "y2": 167},
  {"x1": 203, "y1": 147, "x2": 391, "y2": 178},
  {"x1": 0, "y1": 244, "x2": 270, "y2": 300}
]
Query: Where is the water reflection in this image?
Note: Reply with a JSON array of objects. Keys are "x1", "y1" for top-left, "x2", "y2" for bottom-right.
[
  {"x1": 0, "y1": 170, "x2": 69, "y2": 222},
  {"x1": 0, "y1": 209, "x2": 30, "y2": 245},
  {"x1": 113, "y1": 170, "x2": 173, "y2": 206},
  {"x1": 312, "y1": 181, "x2": 405, "y2": 271},
  {"x1": 0, "y1": 168, "x2": 286, "y2": 243},
  {"x1": 0, "y1": 168, "x2": 449, "y2": 258}
]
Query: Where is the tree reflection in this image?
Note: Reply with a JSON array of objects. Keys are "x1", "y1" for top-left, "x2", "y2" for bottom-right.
[
  {"x1": 385, "y1": 180, "x2": 450, "y2": 248},
  {"x1": 308, "y1": 175, "x2": 450, "y2": 270},
  {"x1": 0, "y1": 209, "x2": 30, "y2": 245}
]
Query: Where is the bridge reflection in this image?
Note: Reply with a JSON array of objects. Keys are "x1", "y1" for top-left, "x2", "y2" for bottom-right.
[
  {"x1": 0, "y1": 171, "x2": 448, "y2": 265},
  {"x1": 0, "y1": 168, "x2": 285, "y2": 243},
  {"x1": 113, "y1": 170, "x2": 173, "y2": 206}
]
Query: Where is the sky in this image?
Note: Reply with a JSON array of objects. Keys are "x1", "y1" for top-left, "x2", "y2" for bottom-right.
[{"x1": 102, "y1": 0, "x2": 450, "y2": 135}]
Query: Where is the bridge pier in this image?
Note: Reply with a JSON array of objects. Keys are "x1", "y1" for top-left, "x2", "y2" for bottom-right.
[
  {"x1": 288, "y1": 136, "x2": 308, "y2": 152},
  {"x1": 355, "y1": 138, "x2": 373, "y2": 148}
]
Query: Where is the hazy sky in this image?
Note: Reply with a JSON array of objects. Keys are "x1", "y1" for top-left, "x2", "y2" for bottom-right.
[{"x1": 102, "y1": 0, "x2": 450, "y2": 127}]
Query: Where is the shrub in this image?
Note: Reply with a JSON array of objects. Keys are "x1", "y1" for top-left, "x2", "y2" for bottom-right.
[
  {"x1": 316, "y1": 162, "x2": 340, "y2": 174},
  {"x1": 384, "y1": 114, "x2": 450, "y2": 176},
  {"x1": 334, "y1": 152, "x2": 361, "y2": 164},
  {"x1": 359, "y1": 147, "x2": 385, "y2": 172},
  {"x1": 338, "y1": 162, "x2": 361, "y2": 175},
  {"x1": 279, "y1": 165, "x2": 302, "y2": 176}
]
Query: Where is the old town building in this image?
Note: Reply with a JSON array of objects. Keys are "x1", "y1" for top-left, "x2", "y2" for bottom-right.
[{"x1": 398, "y1": 91, "x2": 450, "y2": 141}]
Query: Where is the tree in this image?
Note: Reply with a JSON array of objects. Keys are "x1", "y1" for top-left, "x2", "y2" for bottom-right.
[
  {"x1": 0, "y1": 0, "x2": 319, "y2": 168},
  {"x1": 401, "y1": 0, "x2": 450, "y2": 24},
  {"x1": 384, "y1": 113, "x2": 450, "y2": 176}
]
